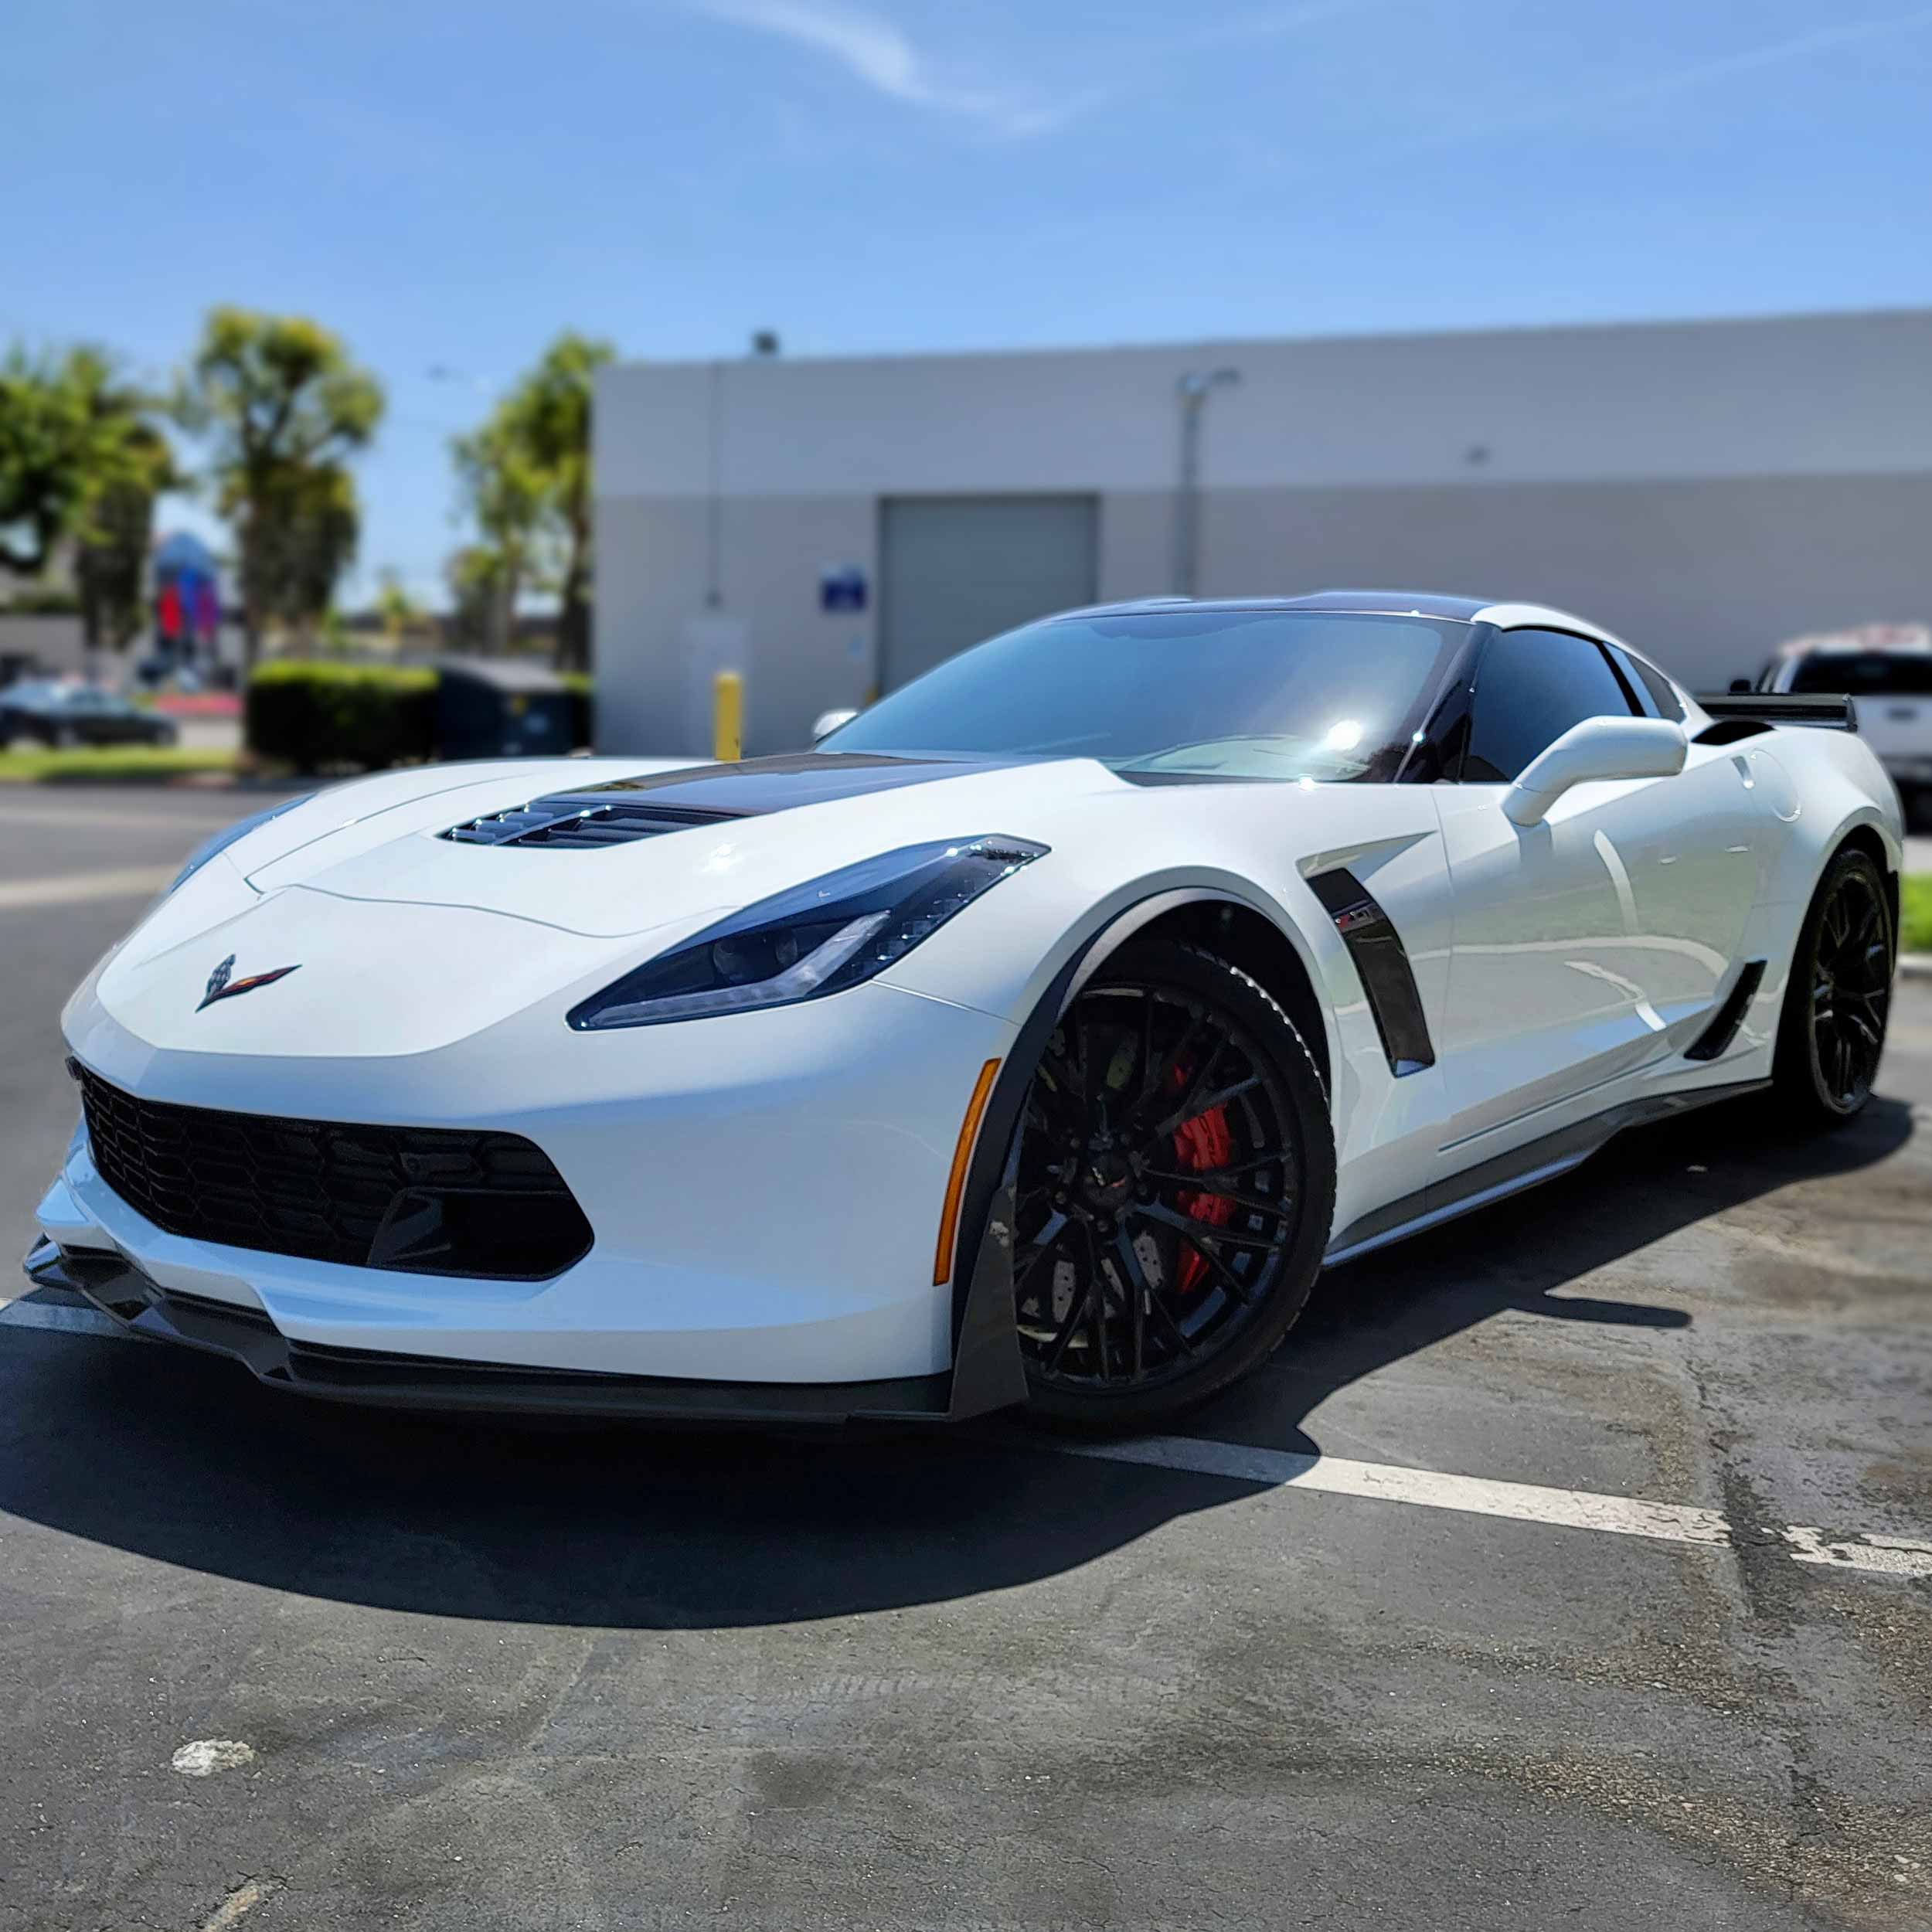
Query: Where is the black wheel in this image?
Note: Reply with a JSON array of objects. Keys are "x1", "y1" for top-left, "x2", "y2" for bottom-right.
[
  {"x1": 1774, "y1": 847, "x2": 1894, "y2": 1127},
  {"x1": 1012, "y1": 939, "x2": 1335, "y2": 1428}
]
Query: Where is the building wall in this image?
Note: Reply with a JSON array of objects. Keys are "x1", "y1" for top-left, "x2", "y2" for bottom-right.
[
  {"x1": 0, "y1": 614, "x2": 88, "y2": 680},
  {"x1": 594, "y1": 311, "x2": 1932, "y2": 757}
]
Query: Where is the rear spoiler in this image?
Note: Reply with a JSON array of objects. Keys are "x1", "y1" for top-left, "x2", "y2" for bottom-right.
[{"x1": 1694, "y1": 692, "x2": 1859, "y2": 731}]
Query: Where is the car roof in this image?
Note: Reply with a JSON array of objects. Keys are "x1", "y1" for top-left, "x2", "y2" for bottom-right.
[{"x1": 1056, "y1": 589, "x2": 1628, "y2": 644}]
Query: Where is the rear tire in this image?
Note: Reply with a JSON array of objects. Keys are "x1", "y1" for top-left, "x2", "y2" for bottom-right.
[
  {"x1": 1012, "y1": 939, "x2": 1335, "y2": 1430},
  {"x1": 1773, "y1": 847, "x2": 1895, "y2": 1128}
]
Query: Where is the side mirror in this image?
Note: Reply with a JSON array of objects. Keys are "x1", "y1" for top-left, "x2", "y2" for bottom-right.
[
  {"x1": 1502, "y1": 716, "x2": 1687, "y2": 828},
  {"x1": 811, "y1": 707, "x2": 859, "y2": 744}
]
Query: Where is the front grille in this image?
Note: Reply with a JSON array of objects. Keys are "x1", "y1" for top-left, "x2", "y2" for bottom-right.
[
  {"x1": 75, "y1": 1066, "x2": 592, "y2": 1281},
  {"x1": 443, "y1": 798, "x2": 738, "y2": 848}
]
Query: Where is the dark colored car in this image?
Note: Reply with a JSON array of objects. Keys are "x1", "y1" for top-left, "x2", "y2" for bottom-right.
[{"x1": 0, "y1": 682, "x2": 179, "y2": 749}]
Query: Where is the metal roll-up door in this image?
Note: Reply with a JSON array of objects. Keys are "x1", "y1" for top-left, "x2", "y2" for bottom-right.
[{"x1": 878, "y1": 494, "x2": 1098, "y2": 692}]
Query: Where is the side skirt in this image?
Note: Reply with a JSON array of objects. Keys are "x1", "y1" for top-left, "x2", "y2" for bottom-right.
[{"x1": 1323, "y1": 1076, "x2": 1773, "y2": 1267}]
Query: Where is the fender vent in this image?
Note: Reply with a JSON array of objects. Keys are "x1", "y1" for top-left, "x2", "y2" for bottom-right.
[{"x1": 1305, "y1": 868, "x2": 1436, "y2": 1077}]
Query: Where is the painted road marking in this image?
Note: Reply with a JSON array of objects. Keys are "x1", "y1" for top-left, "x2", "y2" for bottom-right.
[
  {"x1": 1054, "y1": 1434, "x2": 1932, "y2": 1580},
  {"x1": 0, "y1": 864, "x2": 176, "y2": 911},
  {"x1": 4, "y1": 1301, "x2": 1925, "y2": 1579}
]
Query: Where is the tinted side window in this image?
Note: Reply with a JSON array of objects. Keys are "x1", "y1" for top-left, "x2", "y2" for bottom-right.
[
  {"x1": 1464, "y1": 628, "x2": 1638, "y2": 783},
  {"x1": 1604, "y1": 642, "x2": 1686, "y2": 722},
  {"x1": 1628, "y1": 654, "x2": 1686, "y2": 721}
]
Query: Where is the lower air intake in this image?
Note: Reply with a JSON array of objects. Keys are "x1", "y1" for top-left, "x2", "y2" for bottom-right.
[{"x1": 74, "y1": 1065, "x2": 592, "y2": 1281}]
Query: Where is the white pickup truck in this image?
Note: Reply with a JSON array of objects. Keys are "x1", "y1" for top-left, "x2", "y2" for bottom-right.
[{"x1": 1754, "y1": 624, "x2": 1932, "y2": 829}]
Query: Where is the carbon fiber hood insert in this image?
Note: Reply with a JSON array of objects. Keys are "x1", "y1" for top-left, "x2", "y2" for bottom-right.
[{"x1": 443, "y1": 753, "x2": 1021, "y2": 848}]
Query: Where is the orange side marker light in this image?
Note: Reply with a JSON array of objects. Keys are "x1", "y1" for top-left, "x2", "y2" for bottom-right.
[{"x1": 934, "y1": 1057, "x2": 1002, "y2": 1286}]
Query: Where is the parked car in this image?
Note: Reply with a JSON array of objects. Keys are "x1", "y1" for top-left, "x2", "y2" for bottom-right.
[
  {"x1": 1755, "y1": 624, "x2": 1932, "y2": 828},
  {"x1": 0, "y1": 681, "x2": 179, "y2": 750},
  {"x1": 26, "y1": 591, "x2": 1903, "y2": 1430}
]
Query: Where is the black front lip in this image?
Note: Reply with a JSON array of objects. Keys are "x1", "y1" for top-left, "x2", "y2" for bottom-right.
[{"x1": 22, "y1": 1229, "x2": 1028, "y2": 1427}]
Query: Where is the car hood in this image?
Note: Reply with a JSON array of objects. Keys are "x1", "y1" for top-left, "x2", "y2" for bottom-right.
[{"x1": 81, "y1": 753, "x2": 1124, "y2": 1057}]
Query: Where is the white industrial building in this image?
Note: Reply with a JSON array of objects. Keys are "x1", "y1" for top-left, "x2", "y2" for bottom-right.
[{"x1": 592, "y1": 309, "x2": 1932, "y2": 758}]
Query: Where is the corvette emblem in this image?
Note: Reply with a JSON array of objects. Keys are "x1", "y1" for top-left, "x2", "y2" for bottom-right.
[{"x1": 197, "y1": 953, "x2": 300, "y2": 1012}]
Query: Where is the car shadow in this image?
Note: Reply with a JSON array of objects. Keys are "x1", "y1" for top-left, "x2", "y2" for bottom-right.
[{"x1": 0, "y1": 1094, "x2": 1913, "y2": 1630}]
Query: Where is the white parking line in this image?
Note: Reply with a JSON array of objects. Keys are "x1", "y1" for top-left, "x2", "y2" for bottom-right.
[
  {"x1": 1055, "y1": 1434, "x2": 1932, "y2": 1580},
  {"x1": 5, "y1": 1298, "x2": 1927, "y2": 1579},
  {"x1": 0, "y1": 864, "x2": 176, "y2": 910}
]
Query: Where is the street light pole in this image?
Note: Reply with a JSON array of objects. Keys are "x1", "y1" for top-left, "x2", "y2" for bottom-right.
[{"x1": 1174, "y1": 367, "x2": 1240, "y2": 598}]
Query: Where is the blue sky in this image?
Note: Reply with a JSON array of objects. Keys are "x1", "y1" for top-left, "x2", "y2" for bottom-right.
[{"x1": 9, "y1": 0, "x2": 1932, "y2": 607}]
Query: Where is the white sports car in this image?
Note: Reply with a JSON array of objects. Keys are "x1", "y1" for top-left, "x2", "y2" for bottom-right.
[{"x1": 26, "y1": 593, "x2": 1903, "y2": 1427}]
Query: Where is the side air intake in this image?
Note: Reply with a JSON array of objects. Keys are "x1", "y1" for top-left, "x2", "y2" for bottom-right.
[{"x1": 1684, "y1": 960, "x2": 1766, "y2": 1062}]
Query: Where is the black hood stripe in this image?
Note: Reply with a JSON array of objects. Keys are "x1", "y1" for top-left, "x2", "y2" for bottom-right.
[{"x1": 443, "y1": 753, "x2": 1036, "y2": 848}]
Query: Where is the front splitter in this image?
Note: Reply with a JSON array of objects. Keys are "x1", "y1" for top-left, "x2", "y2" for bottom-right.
[{"x1": 21, "y1": 1235, "x2": 1026, "y2": 1426}]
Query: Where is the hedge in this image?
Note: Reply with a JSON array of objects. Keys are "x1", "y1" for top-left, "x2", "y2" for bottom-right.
[
  {"x1": 1903, "y1": 874, "x2": 1931, "y2": 956},
  {"x1": 247, "y1": 662, "x2": 435, "y2": 774}
]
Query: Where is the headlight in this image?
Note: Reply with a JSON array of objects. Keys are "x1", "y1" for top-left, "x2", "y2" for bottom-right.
[
  {"x1": 168, "y1": 794, "x2": 315, "y2": 896},
  {"x1": 568, "y1": 835, "x2": 1047, "y2": 1030}
]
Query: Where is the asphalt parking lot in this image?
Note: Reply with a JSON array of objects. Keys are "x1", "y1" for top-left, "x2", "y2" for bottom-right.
[{"x1": 2, "y1": 784, "x2": 1929, "y2": 1932}]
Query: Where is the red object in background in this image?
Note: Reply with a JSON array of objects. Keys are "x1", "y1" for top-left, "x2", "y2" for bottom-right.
[{"x1": 157, "y1": 581, "x2": 183, "y2": 641}]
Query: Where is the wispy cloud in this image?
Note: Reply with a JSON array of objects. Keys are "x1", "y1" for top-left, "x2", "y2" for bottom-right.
[
  {"x1": 1234, "y1": 4, "x2": 1932, "y2": 178},
  {"x1": 685, "y1": 0, "x2": 1082, "y2": 137},
  {"x1": 1563, "y1": 5, "x2": 1932, "y2": 115}
]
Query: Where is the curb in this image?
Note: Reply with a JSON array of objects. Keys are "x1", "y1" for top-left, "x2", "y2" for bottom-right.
[{"x1": 1902, "y1": 954, "x2": 1932, "y2": 982}]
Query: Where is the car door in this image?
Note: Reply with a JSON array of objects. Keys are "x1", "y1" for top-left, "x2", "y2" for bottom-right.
[{"x1": 1434, "y1": 626, "x2": 1757, "y2": 1151}]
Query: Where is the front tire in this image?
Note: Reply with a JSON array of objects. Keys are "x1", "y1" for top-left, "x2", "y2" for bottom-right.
[
  {"x1": 1011, "y1": 939, "x2": 1335, "y2": 1429},
  {"x1": 1773, "y1": 846, "x2": 1895, "y2": 1128}
]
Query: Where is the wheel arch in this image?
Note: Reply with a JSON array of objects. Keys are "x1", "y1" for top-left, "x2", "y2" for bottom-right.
[
  {"x1": 941, "y1": 884, "x2": 1337, "y2": 1406},
  {"x1": 1072, "y1": 893, "x2": 1335, "y2": 1100},
  {"x1": 1830, "y1": 821, "x2": 1899, "y2": 941}
]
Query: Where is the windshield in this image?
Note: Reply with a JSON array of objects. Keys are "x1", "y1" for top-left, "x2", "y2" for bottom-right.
[
  {"x1": 1789, "y1": 651, "x2": 1932, "y2": 697},
  {"x1": 824, "y1": 608, "x2": 1465, "y2": 782}
]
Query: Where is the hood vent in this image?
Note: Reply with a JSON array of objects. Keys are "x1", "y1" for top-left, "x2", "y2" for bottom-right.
[
  {"x1": 443, "y1": 798, "x2": 742, "y2": 849},
  {"x1": 440, "y1": 753, "x2": 1019, "y2": 849}
]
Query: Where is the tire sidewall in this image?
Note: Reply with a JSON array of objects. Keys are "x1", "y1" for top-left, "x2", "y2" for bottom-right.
[
  {"x1": 1020, "y1": 937, "x2": 1336, "y2": 1427},
  {"x1": 1778, "y1": 849, "x2": 1893, "y2": 1123}
]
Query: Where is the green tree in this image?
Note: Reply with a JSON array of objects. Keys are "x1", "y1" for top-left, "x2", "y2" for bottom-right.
[
  {"x1": 451, "y1": 415, "x2": 547, "y2": 655},
  {"x1": 444, "y1": 542, "x2": 509, "y2": 654},
  {"x1": 499, "y1": 332, "x2": 612, "y2": 672},
  {"x1": 235, "y1": 460, "x2": 360, "y2": 649},
  {"x1": 373, "y1": 566, "x2": 423, "y2": 649},
  {"x1": 75, "y1": 421, "x2": 176, "y2": 658},
  {"x1": 447, "y1": 331, "x2": 613, "y2": 668},
  {"x1": 175, "y1": 308, "x2": 383, "y2": 665},
  {"x1": 0, "y1": 343, "x2": 163, "y2": 583}
]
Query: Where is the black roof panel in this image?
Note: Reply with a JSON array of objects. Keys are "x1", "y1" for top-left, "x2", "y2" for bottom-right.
[{"x1": 1067, "y1": 590, "x2": 1492, "y2": 622}]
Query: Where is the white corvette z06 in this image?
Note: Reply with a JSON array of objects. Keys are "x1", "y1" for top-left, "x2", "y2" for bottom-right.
[{"x1": 29, "y1": 594, "x2": 1904, "y2": 1427}]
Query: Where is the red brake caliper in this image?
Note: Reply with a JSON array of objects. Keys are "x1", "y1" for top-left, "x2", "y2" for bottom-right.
[{"x1": 1168, "y1": 1063, "x2": 1234, "y2": 1293}]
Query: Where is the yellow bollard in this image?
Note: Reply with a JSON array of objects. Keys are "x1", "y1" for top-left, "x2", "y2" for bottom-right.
[{"x1": 713, "y1": 670, "x2": 743, "y2": 763}]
